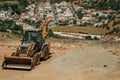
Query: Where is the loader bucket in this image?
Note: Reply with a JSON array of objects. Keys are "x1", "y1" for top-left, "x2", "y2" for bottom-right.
[{"x1": 2, "y1": 56, "x2": 34, "y2": 70}]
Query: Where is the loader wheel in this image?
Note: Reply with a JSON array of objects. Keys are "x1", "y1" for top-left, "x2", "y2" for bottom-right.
[
  {"x1": 33, "y1": 54, "x2": 40, "y2": 66},
  {"x1": 42, "y1": 46, "x2": 49, "y2": 60}
]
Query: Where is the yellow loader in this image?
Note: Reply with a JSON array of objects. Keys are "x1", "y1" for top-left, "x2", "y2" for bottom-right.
[{"x1": 2, "y1": 22, "x2": 50, "y2": 70}]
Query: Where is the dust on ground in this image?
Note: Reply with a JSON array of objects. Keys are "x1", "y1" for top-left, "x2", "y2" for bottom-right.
[{"x1": 0, "y1": 38, "x2": 120, "y2": 80}]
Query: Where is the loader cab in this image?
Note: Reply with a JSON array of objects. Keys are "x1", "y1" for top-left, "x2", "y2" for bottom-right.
[
  {"x1": 23, "y1": 29, "x2": 44, "y2": 43},
  {"x1": 22, "y1": 29, "x2": 45, "y2": 52}
]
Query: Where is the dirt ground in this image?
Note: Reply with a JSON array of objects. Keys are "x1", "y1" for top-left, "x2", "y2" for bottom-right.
[{"x1": 0, "y1": 38, "x2": 120, "y2": 80}]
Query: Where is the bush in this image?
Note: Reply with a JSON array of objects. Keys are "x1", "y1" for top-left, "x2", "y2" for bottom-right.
[
  {"x1": 23, "y1": 19, "x2": 41, "y2": 28},
  {"x1": 85, "y1": 35, "x2": 92, "y2": 40},
  {"x1": 78, "y1": 32, "x2": 88, "y2": 34},
  {"x1": 0, "y1": 20, "x2": 23, "y2": 34},
  {"x1": 106, "y1": 25, "x2": 110, "y2": 30},
  {"x1": 53, "y1": 34, "x2": 70, "y2": 39},
  {"x1": 112, "y1": 21, "x2": 120, "y2": 26},
  {"x1": 0, "y1": 26, "x2": 7, "y2": 32},
  {"x1": 93, "y1": 36, "x2": 99, "y2": 40},
  {"x1": 48, "y1": 29, "x2": 54, "y2": 37}
]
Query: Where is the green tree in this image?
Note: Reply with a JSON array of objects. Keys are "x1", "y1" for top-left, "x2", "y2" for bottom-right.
[
  {"x1": 48, "y1": 29, "x2": 54, "y2": 37},
  {"x1": 85, "y1": 35, "x2": 92, "y2": 40},
  {"x1": 98, "y1": 1, "x2": 107, "y2": 10},
  {"x1": 77, "y1": 10, "x2": 83, "y2": 19},
  {"x1": 17, "y1": 0, "x2": 29, "y2": 7}
]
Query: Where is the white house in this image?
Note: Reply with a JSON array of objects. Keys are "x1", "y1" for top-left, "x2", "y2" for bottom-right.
[{"x1": 0, "y1": 11, "x2": 7, "y2": 19}]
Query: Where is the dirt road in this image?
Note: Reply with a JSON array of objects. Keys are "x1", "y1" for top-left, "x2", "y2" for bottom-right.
[{"x1": 0, "y1": 38, "x2": 120, "y2": 80}]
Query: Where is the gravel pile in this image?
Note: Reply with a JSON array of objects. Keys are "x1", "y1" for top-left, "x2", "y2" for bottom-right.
[{"x1": 50, "y1": 46, "x2": 117, "y2": 69}]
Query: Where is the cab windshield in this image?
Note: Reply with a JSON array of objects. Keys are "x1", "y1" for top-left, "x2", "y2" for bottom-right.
[{"x1": 23, "y1": 31, "x2": 42, "y2": 42}]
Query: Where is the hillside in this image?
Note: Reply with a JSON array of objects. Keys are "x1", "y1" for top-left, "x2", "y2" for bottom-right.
[{"x1": 0, "y1": 37, "x2": 120, "y2": 80}]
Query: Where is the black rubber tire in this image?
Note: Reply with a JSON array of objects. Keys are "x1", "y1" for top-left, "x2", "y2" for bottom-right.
[
  {"x1": 33, "y1": 54, "x2": 40, "y2": 66},
  {"x1": 42, "y1": 46, "x2": 49, "y2": 60}
]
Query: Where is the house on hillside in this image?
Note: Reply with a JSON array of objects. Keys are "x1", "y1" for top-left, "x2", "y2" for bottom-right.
[
  {"x1": 21, "y1": 13, "x2": 29, "y2": 19},
  {"x1": 0, "y1": 11, "x2": 8, "y2": 20}
]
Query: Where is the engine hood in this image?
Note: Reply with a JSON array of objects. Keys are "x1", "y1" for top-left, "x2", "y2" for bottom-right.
[{"x1": 19, "y1": 42, "x2": 33, "y2": 56}]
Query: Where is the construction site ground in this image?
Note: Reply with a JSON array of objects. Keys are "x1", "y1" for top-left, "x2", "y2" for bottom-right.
[{"x1": 0, "y1": 38, "x2": 120, "y2": 80}]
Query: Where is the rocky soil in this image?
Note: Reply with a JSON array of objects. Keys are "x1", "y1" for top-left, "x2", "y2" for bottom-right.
[{"x1": 0, "y1": 38, "x2": 120, "y2": 80}]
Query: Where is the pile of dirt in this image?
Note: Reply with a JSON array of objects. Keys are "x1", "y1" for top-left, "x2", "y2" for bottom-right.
[{"x1": 50, "y1": 46, "x2": 117, "y2": 69}]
